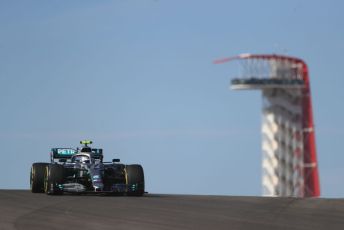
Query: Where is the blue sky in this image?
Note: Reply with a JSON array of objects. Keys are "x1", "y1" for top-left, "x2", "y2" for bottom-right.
[{"x1": 0, "y1": 0, "x2": 343, "y2": 197}]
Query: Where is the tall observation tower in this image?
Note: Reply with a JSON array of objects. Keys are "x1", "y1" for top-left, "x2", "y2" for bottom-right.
[{"x1": 215, "y1": 54, "x2": 320, "y2": 197}]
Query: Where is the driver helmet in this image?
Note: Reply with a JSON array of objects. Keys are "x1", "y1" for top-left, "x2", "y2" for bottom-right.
[{"x1": 81, "y1": 147, "x2": 92, "y2": 153}]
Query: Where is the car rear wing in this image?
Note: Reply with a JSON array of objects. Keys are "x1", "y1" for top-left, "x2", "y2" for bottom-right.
[
  {"x1": 51, "y1": 148, "x2": 77, "y2": 160},
  {"x1": 51, "y1": 148, "x2": 103, "y2": 162}
]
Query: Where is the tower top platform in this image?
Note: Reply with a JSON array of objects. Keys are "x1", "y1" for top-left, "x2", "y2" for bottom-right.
[
  {"x1": 231, "y1": 78, "x2": 305, "y2": 90},
  {"x1": 214, "y1": 53, "x2": 308, "y2": 90}
]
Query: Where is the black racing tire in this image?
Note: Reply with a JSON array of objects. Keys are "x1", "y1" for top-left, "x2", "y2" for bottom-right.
[
  {"x1": 44, "y1": 164, "x2": 65, "y2": 195},
  {"x1": 30, "y1": 163, "x2": 49, "y2": 193},
  {"x1": 126, "y1": 164, "x2": 145, "y2": 196}
]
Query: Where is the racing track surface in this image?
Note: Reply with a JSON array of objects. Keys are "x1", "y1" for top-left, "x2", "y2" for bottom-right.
[{"x1": 0, "y1": 190, "x2": 343, "y2": 230}]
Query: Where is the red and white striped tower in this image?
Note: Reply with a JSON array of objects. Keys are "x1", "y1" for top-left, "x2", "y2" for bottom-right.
[{"x1": 215, "y1": 54, "x2": 320, "y2": 197}]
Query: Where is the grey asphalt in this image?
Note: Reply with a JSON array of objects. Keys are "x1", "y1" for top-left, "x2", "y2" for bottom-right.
[{"x1": 0, "y1": 190, "x2": 343, "y2": 230}]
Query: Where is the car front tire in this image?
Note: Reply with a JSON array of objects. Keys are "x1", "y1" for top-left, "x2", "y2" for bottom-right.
[{"x1": 44, "y1": 164, "x2": 64, "y2": 195}]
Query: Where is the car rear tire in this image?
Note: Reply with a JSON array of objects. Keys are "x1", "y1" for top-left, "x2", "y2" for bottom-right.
[
  {"x1": 126, "y1": 164, "x2": 145, "y2": 196},
  {"x1": 44, "y1": 164, "x2": 64, "y2": 195},
  {"x1": 30, "y1": 163, "x2": 49, "y2": 193}
]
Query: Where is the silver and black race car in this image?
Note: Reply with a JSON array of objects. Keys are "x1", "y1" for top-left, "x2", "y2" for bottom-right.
[{"x1": 30, "y1": 140, "x2": 145, "y2": 196}]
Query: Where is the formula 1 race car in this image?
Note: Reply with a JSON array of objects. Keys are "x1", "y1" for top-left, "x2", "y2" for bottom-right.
[{"x1": 30, "y1": 140, "x2": 145, "y2": 196}]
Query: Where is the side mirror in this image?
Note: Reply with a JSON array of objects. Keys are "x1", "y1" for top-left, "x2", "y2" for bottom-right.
[{"x1": 112, "y1": 159, "x2": 120, "y2": 163}]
